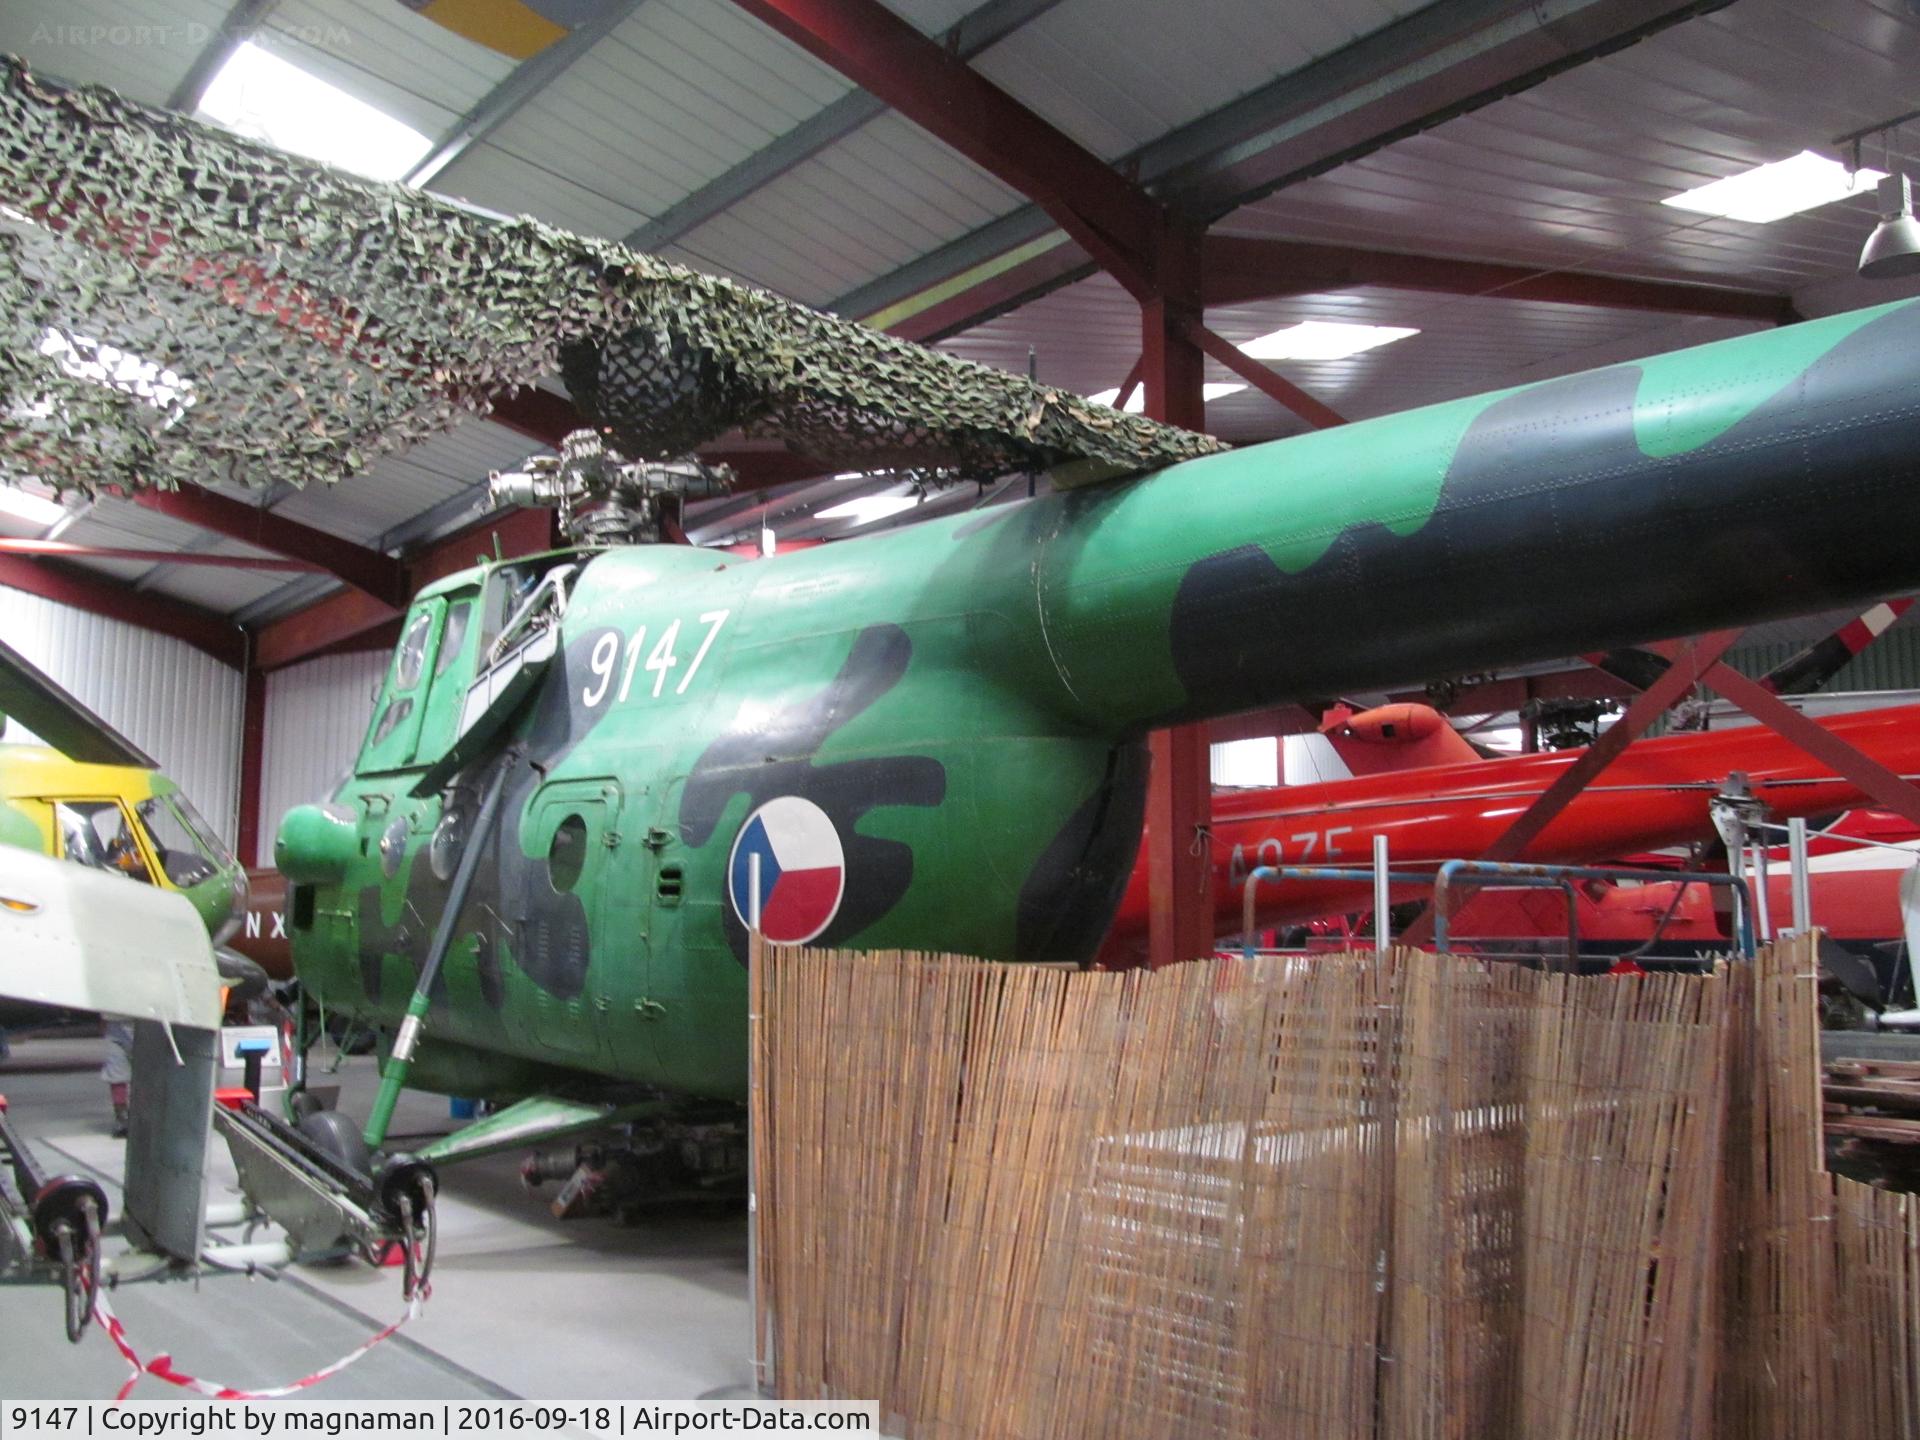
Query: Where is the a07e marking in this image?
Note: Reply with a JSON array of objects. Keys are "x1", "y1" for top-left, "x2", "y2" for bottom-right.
[{"x1": 582, "y1": 609, "x2": 729, "y2": 709}]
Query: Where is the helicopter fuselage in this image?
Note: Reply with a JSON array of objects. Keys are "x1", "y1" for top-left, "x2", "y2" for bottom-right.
[{"x1": 284, "y1": 297, "x2": 1920, "y2": 1103}]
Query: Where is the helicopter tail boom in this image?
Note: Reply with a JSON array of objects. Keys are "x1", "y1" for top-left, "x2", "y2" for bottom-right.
[{"x1": 1031, "y1": 298, "x2": 1920, "y2": 731}]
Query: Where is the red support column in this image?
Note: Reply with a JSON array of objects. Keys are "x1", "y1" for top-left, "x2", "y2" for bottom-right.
[
  {"x1": 1143, "y1": 220, "x2": 1214, "y2": 969},
  {"x1": 1698, "y1": 662, "x2": 1920, "y2": 828},
  {"x1": 235, "y1": 662, "x2": 268, "y2": 867},
  {"x1": 1402, "y1": 629, "x2": 1745, "y2": 946}
]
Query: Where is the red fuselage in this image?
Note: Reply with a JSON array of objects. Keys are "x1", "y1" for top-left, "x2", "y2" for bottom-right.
[{"x1": 1100, "y1": 704, "x2": 1920, "y2": 964}]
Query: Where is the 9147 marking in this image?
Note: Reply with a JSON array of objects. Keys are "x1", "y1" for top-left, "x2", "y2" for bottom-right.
[{"x1": 582, "y1": 610, "x2": 729, "y2": 709}]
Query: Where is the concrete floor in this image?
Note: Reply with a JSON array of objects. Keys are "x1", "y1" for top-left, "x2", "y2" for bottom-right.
[{"x1": 0, "y1": 1032, "x2": 754, "y2": 1403}]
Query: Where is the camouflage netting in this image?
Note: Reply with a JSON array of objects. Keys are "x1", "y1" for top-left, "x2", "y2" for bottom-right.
[{"x1": 0, "y1": 58, "x2": 1225, "y2": 497}]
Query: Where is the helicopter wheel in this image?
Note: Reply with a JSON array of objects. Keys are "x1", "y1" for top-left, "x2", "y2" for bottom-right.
[
  {"x1": 297, "y1": 1108, "x2": 372, "y2": 1178},
  {"x1": 52, "y1": 1196, "x2": 101, "y2": 1344},
  {"x1": 396, "y1": 1177, "x2": 437, "y2": 1302}
]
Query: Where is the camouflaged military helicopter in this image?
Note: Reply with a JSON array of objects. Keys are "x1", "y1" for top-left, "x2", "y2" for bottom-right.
[
  {"x1": 267, "y1": 297, "x2": 1920, "y2": 1176},
  {"x1": 10, "y1": 60, "x2": 1920, "y2": 1185}
]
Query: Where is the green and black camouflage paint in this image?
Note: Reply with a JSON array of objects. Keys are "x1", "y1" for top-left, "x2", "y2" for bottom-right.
[{"x1": 285, "y1": 299, "x2": 1920, "y2": 1104}]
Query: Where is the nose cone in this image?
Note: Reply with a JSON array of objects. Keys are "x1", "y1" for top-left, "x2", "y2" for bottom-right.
[{"x1": 277, "y1": 803, "x2": 360, "y2": 884}]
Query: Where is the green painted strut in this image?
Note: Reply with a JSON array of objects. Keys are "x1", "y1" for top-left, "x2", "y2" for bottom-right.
[{"x1": 364, "y1": 757, "x2": 514, "y2": 1149}]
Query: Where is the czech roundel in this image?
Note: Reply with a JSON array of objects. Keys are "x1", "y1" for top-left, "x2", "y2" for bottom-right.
[{"x1": 727, "y1": 796, "x2": 846, "y2": 944}]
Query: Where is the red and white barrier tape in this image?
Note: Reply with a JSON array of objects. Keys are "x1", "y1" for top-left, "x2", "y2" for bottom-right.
[{"x1": 93, "y1": 1281, "x2": 425, "y2": 1403}]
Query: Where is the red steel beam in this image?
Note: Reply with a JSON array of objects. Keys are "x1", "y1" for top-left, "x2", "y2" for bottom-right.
[
  {"x1": 1142, "y1": 226, "x2": 1214, "y2": 969},
  {"x1": 487, "y1": 386, "x2": 582, "y2": 448},
  {"x1": 250, "y1": 507, "x2": 556, "y2": 671},
  {"x1": 0, "y1": 554, "x2": 244, "y2": 667},
  {"x1": 235, "y1": 663, "x2": 268, "y2": 866},
  {"x1": 130, "y1": 484, "x2": 407, "y2": 605},
  {"x1": 1696, "y1": 662, "x2": 1920, "y2": 829},
  {"x1": 1185, "y1": 318, "x2": 1347, "y2": 430},
  {"x1": 0, "y1": 539, "x2": 323, "y2": 571},
  {"x1": 727, "y1": 0, "x2": 1167, "y2": 298},
  {"x1": 1401, "y1": 629, "x2": 1744, "y2": 945},
  {"x1": 487, "y1": 388, "x2": 832, "y2": 490},
  {"x1": 1202, "y1": 235, "x2": 1796, "y2": 321}
]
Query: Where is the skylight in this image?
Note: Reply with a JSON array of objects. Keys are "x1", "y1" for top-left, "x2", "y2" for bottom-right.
[
  {"x1": 197, "y1": 42, "x2": 432, "y2": 182},
  {"x1": 1239, "y1": 322, "x2": 1419, "y2": 362},
  {"x1": 1662, "y1": 151, "x2": 1887, "y2": 225},
  {"x1": 1088, "y1": 382, "x2": 1246, "y2": 414},
  {"x1": 0, "y1": 485, "x2": 65, "y2": 528},
  {"x1": 815, "y1": 494, "x2": 921, "y2": 525}
]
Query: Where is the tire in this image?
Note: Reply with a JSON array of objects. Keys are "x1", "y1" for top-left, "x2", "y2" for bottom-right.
[{"x1": 297, "y1": 1108, "x2": 372, "y2": 1178}]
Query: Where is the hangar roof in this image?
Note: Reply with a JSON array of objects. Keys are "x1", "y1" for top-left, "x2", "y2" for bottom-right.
[{"x1": 2, "y1": 0, "x2": 1918, "y2": 665}]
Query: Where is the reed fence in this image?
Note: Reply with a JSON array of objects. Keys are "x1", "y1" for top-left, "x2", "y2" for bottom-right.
[{"x1": 751, "y1": 936, "x2": 1919, "y2": 1439}]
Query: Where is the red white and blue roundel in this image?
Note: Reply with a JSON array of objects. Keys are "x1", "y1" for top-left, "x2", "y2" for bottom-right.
[{"x1": 727, "y1": 796, "x2": 846, "y2": 944}]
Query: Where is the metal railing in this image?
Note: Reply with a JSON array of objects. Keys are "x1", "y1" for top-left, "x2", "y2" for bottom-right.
[{"x1": 1236, "y1": 835, "x2": 1760, "y2": 964}]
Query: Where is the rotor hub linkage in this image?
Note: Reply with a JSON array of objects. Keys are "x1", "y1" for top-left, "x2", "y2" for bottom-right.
[{"x1": 488, "y1": 430, "x2": 733, "y2": 548}]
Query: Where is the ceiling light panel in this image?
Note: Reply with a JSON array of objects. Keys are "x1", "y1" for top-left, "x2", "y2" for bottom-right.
[
  {"x1": 1662, "y1": 151, "x2": 1886, "y2": 225},
  {"x1": 1239, "y1": 322, "x2": 1419, "y2": 362},
  {"x1": 1088, "y1": 383, "x2": 1247, "y2": 414}
]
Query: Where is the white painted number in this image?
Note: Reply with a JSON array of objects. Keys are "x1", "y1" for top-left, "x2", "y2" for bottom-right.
[
  {"x1": 617, "y1": 627, "x2": 648, "y2": 703},
  {"x1": 677, "y1": 610, "x2": 730, "y2": 694},
  {"x1": 646, "y1": 619, "x2": 682, "y2": 698},
  {"x1": 579, "y1": 610, "x2": 730, "y2": 710},
  {"x1": 581, "y1": 631, "x2": 618, "y2": 708}
]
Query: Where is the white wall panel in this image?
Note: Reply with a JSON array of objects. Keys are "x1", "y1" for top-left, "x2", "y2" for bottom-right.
[
  {"x1": 0, "y1": 584, "x2": 245, "y2": 845},
  {"x1": 256, "y1": 650, "x2": 386, "y2": 867}
]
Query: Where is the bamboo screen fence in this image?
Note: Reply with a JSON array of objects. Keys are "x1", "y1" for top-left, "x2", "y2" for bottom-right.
[{"x1": 750, "y1": 936, "x2": 1920, "y2": 1440}]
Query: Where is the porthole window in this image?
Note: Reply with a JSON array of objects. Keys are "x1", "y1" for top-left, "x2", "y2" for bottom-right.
[
  {"x1": 379, "y1": 816, "x2": 409, "y2": 879},
  {"x1": 430, "y1": 804, "x2": 467, "y2": 882},
  {"x1": 395, "y1": 609, "x2": 433, "y2": 690},
  {"x1": 547, "y1": 814, "x2": 588, "y2": 893}
]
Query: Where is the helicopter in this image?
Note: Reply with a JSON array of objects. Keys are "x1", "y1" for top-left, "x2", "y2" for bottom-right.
[
  {"x1": 9, "y1": 63, "x2": 1920, "y2": 1177},
  {"x1": 0, "y1": 640, "x2": 254, "y2": 1031},
  {"x1": 267, "y1": 297, "x2": 1920, "y2": 1173}
]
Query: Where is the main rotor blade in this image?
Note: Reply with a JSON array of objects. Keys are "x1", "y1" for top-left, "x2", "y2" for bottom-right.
[{"x1": 0, "y1": 638, "x2": 156, "y2": 768}]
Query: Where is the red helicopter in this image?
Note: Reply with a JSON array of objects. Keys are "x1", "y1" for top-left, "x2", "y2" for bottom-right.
[{"x1": 1097, "y1": 602, "x2": 1920, "y2": 968}]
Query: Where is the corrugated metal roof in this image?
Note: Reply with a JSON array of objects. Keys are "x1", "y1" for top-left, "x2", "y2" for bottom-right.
[
  {"x1": 0, "y1": 0, "x2": 233, "y2": 105},
  {"x1": 432, "y1": 0, "x2": 853, "y2": 236},
  {"x1": 971, "y1": 0, "x2": 1434, "y2": 161},
  {"x1": 0, "y1": 583, "x2": 246, "y2": 840},
  {"x1": 665, "y1": 111, "x2": 1027, "y2": 306},
  {"x1": 263, "y1": 0, "x2": 516, "y2": 140},
  {"x1": 938, "y1": 270, "x2": 1765, "y2": 443},
  {"x1": 267, "y1": 418, "x2": 539, "y2": 545},
  {"x1": 140, "y1": 555, "x2": 292, "y2": 613},
  {"x1": 1218, "y1": 0, "x2": 1920, "y2": 292}
]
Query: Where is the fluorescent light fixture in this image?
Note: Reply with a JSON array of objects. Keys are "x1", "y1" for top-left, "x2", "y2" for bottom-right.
[
  {"x1": 198, "y1": 42, "x2": 432, "y2": 182},
  {"x1": 1088, "y1": 382, "x2": 1246, "y2": 414},
  {"x1": 0, "y1": 486, "x2": 67, "y2": 528},
  {"x1": 1663, "y1": 150, "x2": 1886, "y2": 224},
  {"x1": 38, "y1": 327, "x2": 195, "y2": 413},
  {"x1": 1239, "y1": 321, "x2": 1418, "y2": 362},
  {"x1": 815, "y1": 494, "x2": 921, "y2": 525}
]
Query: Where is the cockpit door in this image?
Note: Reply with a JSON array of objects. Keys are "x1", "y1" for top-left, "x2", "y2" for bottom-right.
[{"x1": 359, "y1": 599, "x2": 446, "y2": 773}]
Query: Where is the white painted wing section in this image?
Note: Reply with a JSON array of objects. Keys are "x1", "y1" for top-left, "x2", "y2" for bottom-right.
[{"x1": 0, "y1": 845, "x2": 221, "y2": 1028}]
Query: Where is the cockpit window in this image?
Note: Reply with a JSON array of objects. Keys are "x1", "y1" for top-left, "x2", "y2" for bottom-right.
[
  {"x1": 136, "y1": 796, "x2": 221, "y2": 888},
  {"x1": 55, "y1": 801, "x2": 153, "y2": 884},
  {"x1": 165, "y1": 792, "x2": 236, "y2": 869},
  {"x1": 437, "y1": 600, "x2": 473, "y2": 679},
  {"x1": 396, "y1": 609, "x2": 434, "y2": 689}
]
